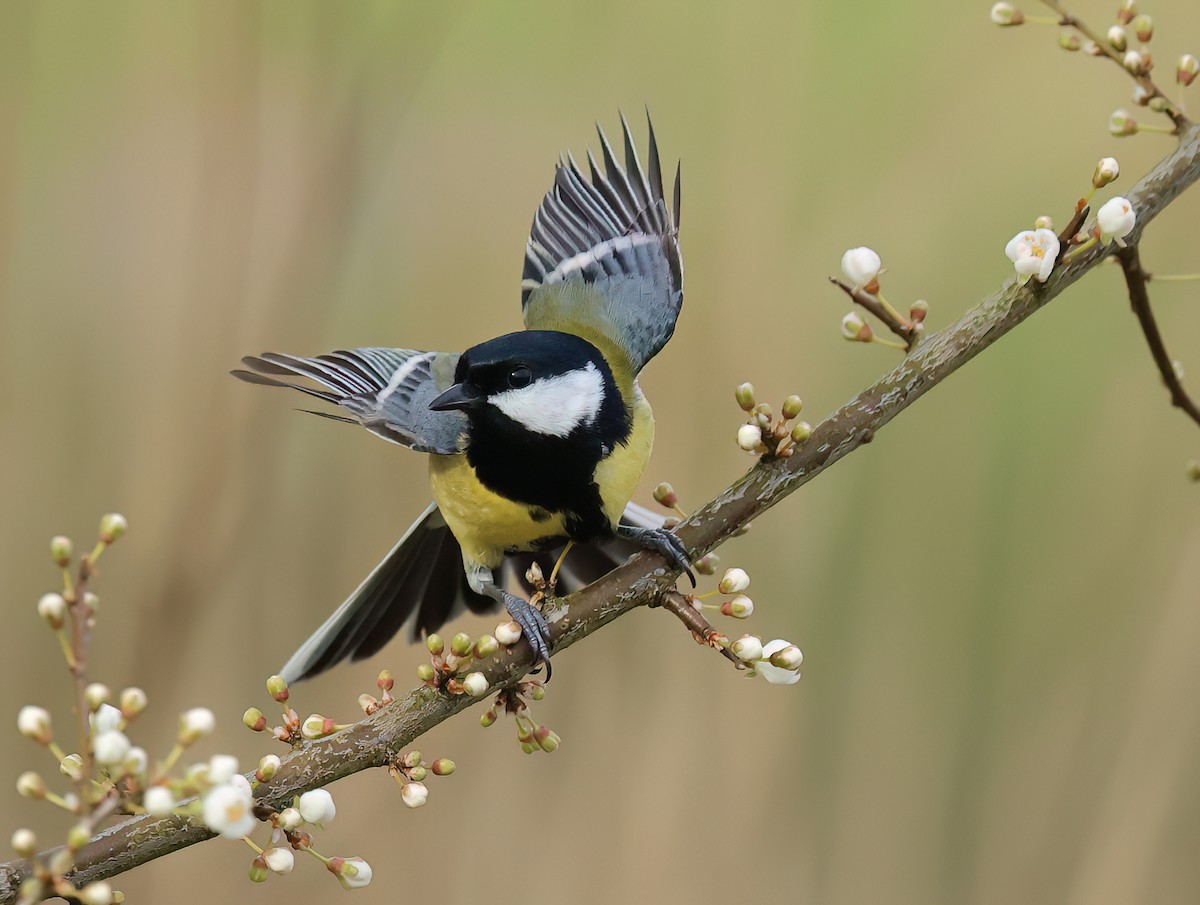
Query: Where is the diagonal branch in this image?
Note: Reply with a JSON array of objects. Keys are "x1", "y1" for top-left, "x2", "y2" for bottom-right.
[
  {"x1": 3, "y1": 122, "x2": 1199, "y2": 904},
  {"x1": 1115, "y1": 244, "x2": 1200, "y2": 428}
]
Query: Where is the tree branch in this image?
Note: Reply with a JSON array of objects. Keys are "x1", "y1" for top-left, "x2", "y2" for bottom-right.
[
  {"x1": 1115, "y1": 244, "x2": 1200, "y2": 428},
  {"x1": 4, "y1": 122, "x2": 1199, "y2": 903}
]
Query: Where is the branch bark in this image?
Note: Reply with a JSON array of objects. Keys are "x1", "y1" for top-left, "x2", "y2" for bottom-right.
[{"x1": 4, "y1": 123, "x2": 1199, "y2": 902}]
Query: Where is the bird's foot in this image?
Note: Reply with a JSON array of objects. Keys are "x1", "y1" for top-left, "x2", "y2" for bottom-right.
[
  {"x1": 617, "y1": 525, "x2": 696, "y2": 587},
  {"x1": 503, "y1": 592, "x2": 553, "y2": 682}
]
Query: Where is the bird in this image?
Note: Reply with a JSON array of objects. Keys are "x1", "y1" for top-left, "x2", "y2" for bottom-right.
[{"x1": 233, "y1": 113, "x2": 691, "y2": 684}]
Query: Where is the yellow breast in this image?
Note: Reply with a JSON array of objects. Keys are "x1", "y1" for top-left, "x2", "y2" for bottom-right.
[{"x1": 427, "y1": 383, "x2": 655, "y2": 570}]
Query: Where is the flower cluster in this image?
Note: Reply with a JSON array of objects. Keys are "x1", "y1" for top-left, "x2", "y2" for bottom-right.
[
  {"x1": 732, "y1": 382, "x2": 812, "y2": 459},
  {"x1": 730, "y1": 636, "x2": 804, "y2": 685},
  {"x1": 835, "y1": 246, "x2": 927, "y2": 351},
  {"x1": 478, "y1": 679, "x2": 560, "y2": 754}
]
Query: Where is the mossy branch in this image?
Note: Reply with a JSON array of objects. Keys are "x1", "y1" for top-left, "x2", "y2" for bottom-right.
[{"x1": 3, "y1": 123, "x2": 1198, "y2": 903}]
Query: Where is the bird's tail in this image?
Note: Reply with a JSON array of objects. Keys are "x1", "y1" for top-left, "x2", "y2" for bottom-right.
[{"x1": 279, "y1": 502, "x2": 666, "y2": 683}]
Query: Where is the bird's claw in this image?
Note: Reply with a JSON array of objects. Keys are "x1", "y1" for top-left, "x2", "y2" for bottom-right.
[
  {"x1": 503, "y1": 592, "x2": 553, "y2": 682},
  {"x1": 619, "y1": 525, "x2": 696, "y2": 588}
]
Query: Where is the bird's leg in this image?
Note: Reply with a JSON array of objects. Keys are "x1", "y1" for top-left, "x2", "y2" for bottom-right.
[
  {"x1": 616, "y1": 524, "x2": 696, "y2": 587},
  {"x1": 466, "y1": 562, "x2": 553, "y2": 680}
]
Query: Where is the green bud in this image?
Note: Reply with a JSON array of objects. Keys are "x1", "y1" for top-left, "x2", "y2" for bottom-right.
[
  {"x1": 403, "y1": 750, "x2": 423, "y2": 768},
  {"x1": 50, "y1": 536, "x2": 73, "y2": 568},
  {"x1": 781, "y1": 395, "x2": 803, "y2": 420},
  {"x1": 98, "y1": 513, "x2": 128, "y2": 545},
  {"x1": 537, "y1": 729, "x2": 561, "y2": 753},
  {"x1": 1179, "y1": 54, "x2": 1199, "y2": 87},
  {"x1": 408, "y1": 765, "x2": 427, "y2": 782},
  {"x1": 473, "y1": 634, "x2": 499, "y2": 659},
  {"x1": 376, "y1": 669, "x2": 394, "y2": 692},
  {"x1": 521, "y1": 741, "x2": 537, "y2": 755},
  {"x1": 790, "y1": 421, "x2": 813, "y2": 444},
  {"x1": 1148, "y1": 95, "x2": 1169, "y2": 113},
  {"x1": 10, "y1": 828, "x2": 37, "y2": 858},
  {"x1": 430, "y1": 758, "x2": 456, "y2": 776},
  {"x1": 242, "y1": 707, "x2": 267, "y2": 732},
  {"x1": 450, "y1": 632, "x2": 473, "y2": 657},
  {"x1": 1117, "y1": 1, "x2": 1136, "y2": 25},
  {"x1": 249, "y1": 857, "x2": 269, "y2": 883},
  {"x1": 120, "y1": 687, "x2": 147, "y2": 719},
  {"x1": 426, "y1": 633, "x2": 445, "y2": 656},
  {"x1": 67, "y1": 823, "x2": 91, "y2": 851},
  {"x1": 480, "y1": 709, "x2": 497, "y2": 728},
  {"x1": 1132, "y1": 14, "x2": 1152, "y2": 43},
  {"x1": 59, "y1": 753, "x2": 85, "y2": 781},
  {"x1": 266, "y1": 675, "x2": 289, "y2": 703},
  {"x1": 256, "y1": 754, "x2": 280, "y2": 781},
  {"x1": 652, "y1": 482, "x2": 678, "y2": 509},
  {"x1": 1058, "y1": 31, "x2": 1080, "y2": 51},
  {"x1": 416, "y1": 663, "x2": 436, "y2": 683},
  {"x1": 529, "y1": 684, "x2": 546, "y2": 702},
  {"x1": 734, "y1": 382, "x2": 756, "y2": 412}
]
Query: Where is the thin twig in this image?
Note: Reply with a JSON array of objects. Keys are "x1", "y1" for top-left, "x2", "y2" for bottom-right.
[
  {"x1": 1040, "y1": 0, "x2": 1191, "y2": 132},
  {"x1": 657, "y1": 590, "x2": 743, "y2": 667},
  {"x1": 829, "y1": 278, "x2": 919, "y2": 351},
  {"x1": 1, "y1": 121, "x2": 1198, "y2": 905},
  {"x1": 1115, "y1": 244, "x2": 1200, "y2": 428}
]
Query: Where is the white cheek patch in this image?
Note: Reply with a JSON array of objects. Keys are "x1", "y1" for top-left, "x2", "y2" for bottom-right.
[{"x1": 490, "y1": 362, "x2": 605, "y2": 437}]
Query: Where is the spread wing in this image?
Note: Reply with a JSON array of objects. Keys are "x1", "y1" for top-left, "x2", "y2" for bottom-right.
[
  {"x1": 521, "y1": 112, "x2": 682, "y2": 378},
  {"x1": 232, "y1": 347, "x2": 466, "y2": 455}
]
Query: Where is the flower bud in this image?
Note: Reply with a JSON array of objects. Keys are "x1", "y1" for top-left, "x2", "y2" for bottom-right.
[
  {"x1": 1179, "y1": 54, "x2": 1199, "y2": 87},
  {"x1": 536, "y1": 726, "x2": 561, "y2": 753},
  {"x1": 1123, "y1": 51, "x2": 1146, "y2": 75},
  {"x1": 278, "y1": 807, "x2": 303, "y2": 830},
  {"x1": 98, "y1": 513, "x2": 128, "y2": 544},
  {"x1": 94, "y1": 730, "x2": 131, "y2": 766},
  {"x1": 358, "y1": 693, "x2": 379, "y2": 715},
  {"x1": 119, "y1": 687, "x2": 147, "y2": 720},
  {"x1": 736, "y1": 423, "x2": 763, "y2": 452},
  {"x1": 1057, "y1": 32, "x2": 1080, "y2": 52},
  {"x1": 1132, "y1": 14, "x2": 1152, "y2": 43},
  {"x1": 769, "y1": 644, "x2": 804, "y2": 670},
  {"x1": 333, "y1": 857, "x2": 373, "y2": 890},
  {"x1": 11, "y1": 828, "x2": 37, "y2": 858},
  {"x1": 841, "y1": 246, "x2": 882, "y2": 289},
  {"x1": 59, "y1": 753, "x2": 85, "y2": 781},
  {"x1": 1109, "y1": 109, "x2": 1137, "y2": 136},
  {"x1": 431, "y1": 757, "x2": 456, "y2": 776},
  {"x1": 789, "y1": 421, "x2": 812, "y2": 444},
  {"x1": 78, "y1": 881, "x2": 114, "y2": 905},
  {"x1": 401, "y1": 781, "x2": 428, "y2": 808},
  {"x1": 298, "y1": 788, "x2": 336, "y2": 824},
  {"x1": 1097, "y1": 196, "x2": 1136, "y2": 245},
  {"x1": 255, "y1": 754, "x2": 281, "y2": 783},
  {"x1": 473, "y1": 634, "x2": 499, "y2": 659},
  {"x1": 1107, "y1": 25, "x2": 1127, "y2": 52},
  {"x1": 695, "y1": 552, "x2": 720, "y2": 575},
  {"x1": 781, "y1": 395, "x2": 803, "y2": 420},
  {"x1": 718, "y1": 567, "x2": 751, "y2": 594},
  {"x1": 16, "y1": 772, "x2": 46, "y2": 799},
  {"x1": 85, "y1": 684, "x2": 111, "y2": 712},
  {"x1": 178, "y1": 707, "x2": 215, "y2": 744},
  {"x1": 495, "y1": 621, "x2": 523, "y2": 645},
  {"x1": 529, "y1": 683, "x2": 546, "y2": 701},
  {"x1": 50, "y1": 536, "x2": 72, "y2": 568},
  {"x1": 841, "y1": 311, "x2": 872, "y2": 342},
  {"x1": 480, "y1": 709, "x2": 498, "y2": 728},
  {"x1": 1092, "y1": 157, "x2": 1120, "y2": 188},
  {"x1": 731, "y1": 634, "x2": 764, "y2": 662},
  {"x1": 721, "y1": 595, "x2": 754, "y2": 619},
  {"x1": 68, "y1": 822, "x2": 91, "y2": 851},
  {"x1": 248, "y1": 857, "x2": 269, "y2": 884},
  {"x1": 450, "y1": 632, "x2": 474, "y2": 657},
  {"x1": 266, "y1": 675, "x2": 289, "y2": 703},
  {"x1": 144, "y1": 786, "x2": 175, "y2": 817},
  {"x1": 652, "y1": 482, "x2": 678, "y2": 509},
  {"x1": 18, "y1": 706, "x2": 52, "y2": 744},
  {"x1": 426, "y1": 633, "x2": 445, "y2": 656},
  {"x1": 301, "y1": 714, "x2": 336, "y2": 740},
  {"x1": 1117, "y1": 1, "x2": 1136, "y2": 25},
  {"x1": 734, "y1": 382, "x2": 756, "y2": 412},
  {"x1": 416, "y1": 663, "x2": 436, "y2": 683},
  {"x1": 264, "y1": 847, "x2": 295, "y2": 875},
  {"x1": 989, "y1": 2, "x2": 1023, "y2": 26},
  {"x1": 242, "y1": 707, "x2": 266, "y2": 732},
  {"x1": 462, "y1": 672, "x2": 489, "y2": 696},
  {"x1": 37, "y1": 592, "x2": 67, "y2": 629},
  {"x1": 1148, "y1": 95, "x2": 1169, "y2": 113},
  {"x1": 908, "y1": 299, "x2": 930, "y2": 325},
  {"x1": 376, "y1": 669, "x2": 394, "y2": 692}
]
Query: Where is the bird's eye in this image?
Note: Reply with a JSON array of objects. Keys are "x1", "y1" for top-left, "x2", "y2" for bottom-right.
[{"x1": 507, "y1": 365, "x2": 532, "y2": 389}]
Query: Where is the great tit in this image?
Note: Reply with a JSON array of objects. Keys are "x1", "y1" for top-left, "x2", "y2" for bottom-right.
[{"x1": 234, "y1": 114, "x2": 691, "y2": 682}]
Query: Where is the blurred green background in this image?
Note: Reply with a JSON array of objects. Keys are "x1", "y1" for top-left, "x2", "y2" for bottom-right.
[{"x1": 3, "y1": 1, "x2": 1199, "y2": 903}]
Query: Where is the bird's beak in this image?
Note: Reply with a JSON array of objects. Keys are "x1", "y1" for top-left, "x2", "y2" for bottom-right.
[{"x1": 428, "y1": 383, "x2": 479, "y2": 412}]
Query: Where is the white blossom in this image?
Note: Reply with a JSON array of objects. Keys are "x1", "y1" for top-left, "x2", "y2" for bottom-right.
[
  {"x1": 731, "y1": 634, "x2": 764, "y2": 662},
  {"x1": 144, "y1": 786, "x2": 175, "y2": 817},
  {"x1": 334, "y1": 857, "x2": 373, "y2": 890},
  {"x1": 718, "y1": 568, "x2": 751, "y2": 594},
  {"x1": 37, "y1": 593, "x2": 67, "y2": 627},
  {"x1": 263, "y1": 847, "x2": 295, "y2": 874},
  {"x1": 93, "y1": 730, "x2": 131, "y2": 766},
  {"x1": 17, "y1": 706, "x2": 51, "y2": 742},
  {"x1": 298, "y1": 788, "x2": 336, "y2": 824},
  {"x1": 1004, "y1": 228, "x2": 1059, "y2": 284},
  {"x1": 840, "y1": 246, "x2": 882, "y2": 288},
  {"x1": 90, "y1": 703, "x2": 121, "y2": 735},
  {"x1": 1097, "y1": 196, "x2": 1136, "y2": 245},
  {"x1": 179, "y1": 707, "x2": 215, "y2": 742},
  {"x1": 401, "y1": 781, "x2": 429, "y2": 809},
  {"x1": 202, "y1": 781, "x2": 256, "y2": 839},
  {"x1": 208, "y1": 754, "x2": 239, "y2": 784},
  {"x1": 462, "y1": 672, "x2": 489, "y2": 696},
  {"x1": 125, "y1": 746, "x2": 148, "y2": 776},
  {"x1": 757, "y1": 639, "x2": 804, "y2": 685},
  {"x1": 278, "y1": 807, "x2": 303, "y2": 831},
  {"x1": 736, "y1": 423, "x2": 763, "y2": 451}
]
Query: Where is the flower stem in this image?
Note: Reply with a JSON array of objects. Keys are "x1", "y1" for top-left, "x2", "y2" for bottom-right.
[{"x1": 1150, "y1": 273, "x2": 1200, "y2": 282}]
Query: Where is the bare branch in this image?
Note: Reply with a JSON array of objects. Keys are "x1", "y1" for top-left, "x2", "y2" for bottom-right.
[
  {"x1": 1115, "y1": 244, "x2": 1200, "y2": 428},
  {"x1": 3, "y1": 122, "x2": 1198, "y2": 904}
]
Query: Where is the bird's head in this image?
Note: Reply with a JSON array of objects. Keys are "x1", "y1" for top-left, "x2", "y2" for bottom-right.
[{"x1": 428, "y1": 330, "x2": 624, "y2": 442}]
